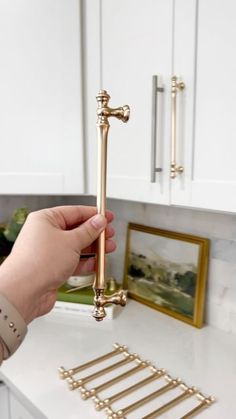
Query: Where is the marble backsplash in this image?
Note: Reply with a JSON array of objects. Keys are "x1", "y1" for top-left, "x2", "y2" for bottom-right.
[{"x1": 1, "y1": 195, "x2": 236, "y2": 334}]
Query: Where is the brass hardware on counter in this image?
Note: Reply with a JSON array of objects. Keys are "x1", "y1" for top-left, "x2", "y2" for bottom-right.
[
  {"x1": 94, "y1": 367, "x2": 165, "y2": 411},
  {"x1": 58, "y1": 344, "x2": 215, "y2": 417},
  {"x1": 93, "y1": 90, "x2": 130, "y2": 321},
  {"x1": 170, "y1": 75, "x2": 185, "y2": 179},
  {"x1": 105, "y1": 375, "x2": 181, "y2": 419},
  {"x1": 58, "y1": 343, "x2": 127, "y2": 380},
  {"x1": 67, "y1": 352, "x2": 136, "y2": 390},
  {"x1": 180, "y1": 393, "x2": 215, "y2": 419},
  {"x1": 81, "y1": 358, "x2": 149, "y2": 400},
  {"x1": 142, "y1": 384, "x2": 198, "y2": 418}
]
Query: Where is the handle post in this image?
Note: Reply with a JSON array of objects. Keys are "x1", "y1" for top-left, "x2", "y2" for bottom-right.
[{"x1": 170, "y1": 76, "x2": 185, "y2": 179}]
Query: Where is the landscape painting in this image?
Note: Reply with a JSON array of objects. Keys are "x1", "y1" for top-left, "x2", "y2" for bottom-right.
[{"x1": 123, "y1": 223, "x2": 209, "y2": 327}]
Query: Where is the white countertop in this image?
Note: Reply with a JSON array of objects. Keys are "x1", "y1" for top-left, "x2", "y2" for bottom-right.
[{"x1": 1, "y1": 300, "x2": 236, "y2": 419}]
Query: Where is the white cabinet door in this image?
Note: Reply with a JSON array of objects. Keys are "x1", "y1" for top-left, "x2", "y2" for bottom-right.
[
  {"x1": 85, "y1": 0, "x2": 173, "y2": 205},
  {"x1": 0, "y1": 383, "x2": 10, "y2": 419},
  {"x1": 173, "y1": 0, "x2": 236, "y2": 212},
  {"x1": 9, "y1": 392, "x2": 36, "y2": 419},
  {"x1": 0, "y1": 0, "x2": 84, "y2": 195}
]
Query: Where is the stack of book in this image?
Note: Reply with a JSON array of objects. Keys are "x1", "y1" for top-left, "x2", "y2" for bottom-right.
[{"x1": 54, "y1": 281, "x2": 125, "y2": 319}]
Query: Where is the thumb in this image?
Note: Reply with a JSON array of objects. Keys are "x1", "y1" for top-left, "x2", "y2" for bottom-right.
[{"x1": 73, "y1": 214, "x2": 107, "y2": 252}]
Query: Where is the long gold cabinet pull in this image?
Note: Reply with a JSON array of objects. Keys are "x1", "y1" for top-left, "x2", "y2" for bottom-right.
[
  {"x1": 170, "y1": 75, "x2": 185, "y2": 179},
  {"x1": 93, "y1": 90, "x2": 130, "y2": 321}
]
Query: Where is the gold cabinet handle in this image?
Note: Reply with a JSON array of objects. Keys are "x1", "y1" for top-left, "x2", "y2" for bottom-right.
[
  {"x1": 170, "y1": 75, "x2": 185, "y2": 179},
  {"x1": 93, "y1": 90, "x2": 130, "y2": 321}
]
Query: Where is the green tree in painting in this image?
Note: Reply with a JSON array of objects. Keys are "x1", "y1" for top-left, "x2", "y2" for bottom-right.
[
  {"x1": 128, "y1": 264, "x2": 145, "y2": 278},
  {"x1": 175, "y1": 271, "x2": 196, "y2": 297}
]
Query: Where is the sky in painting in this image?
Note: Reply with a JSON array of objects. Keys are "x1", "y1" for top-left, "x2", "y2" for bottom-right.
[{"x1": 130, "y1": 230, "x2": 199, "y2": 265}]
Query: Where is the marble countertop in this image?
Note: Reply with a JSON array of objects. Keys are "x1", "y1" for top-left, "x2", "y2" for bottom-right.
[{"x1": 1, "y1": 300, "x2": 236, "y2": 419}]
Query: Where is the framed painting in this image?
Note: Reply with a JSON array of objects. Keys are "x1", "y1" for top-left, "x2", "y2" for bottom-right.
[{"x1": 123, "y1": 223, "x2": 209, "y2": 327}]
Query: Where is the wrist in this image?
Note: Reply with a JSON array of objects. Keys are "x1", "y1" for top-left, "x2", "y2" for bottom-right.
[
  {"x1": 0, "y1": 256, "x2": 36, "y2": 324},
  {"x1": 0, "y1": 336, "x2": 9, "y2": 363},
  {"x1": 0, "y1": 293, "x2": 27, "y2": 359}
]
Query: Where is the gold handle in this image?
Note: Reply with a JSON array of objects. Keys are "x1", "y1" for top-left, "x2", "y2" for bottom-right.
[
  {"x1": 96, "y1": 367, "x2": 165, "y2": 411},
  {"x1": 93, "y1": 90, "x2": 130, "y2": 321},
  {"x1": 58, "y1": 343, "x2": 127, "y2": 379},
  {"x1": 106, "y1": 376, "x2": 181, "y2": 418},
  {"x1": 180, "y1": 393, "x2": 215, "y2": 419},
  {"x1": 170, "y1": 76, "x2": 185, "y2": 179},
  {"x1": 142, "y1": 384, "x2": 197, "y2": 418},
  {"x1": 67, "y1": 352, "x2": 134, "y2": 390},
  {"x1": 81, "y1": 358, "x2": 147, "y2": 400}
]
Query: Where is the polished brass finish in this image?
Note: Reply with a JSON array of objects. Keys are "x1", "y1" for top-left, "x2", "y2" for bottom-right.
[
  {"x1": 170, "y1": 75, "x2": 185, "y2": 179},
  {"x1": 80, "y1": 358, "x2": 149, "y2": 400},
  {"x1": 181, "y1": 393, "x2": 215, "y2": 418},
  {"x1": 67, "y1": 352, "x2": 136, "y2": 390},
  {"x1": 106, "y1": 375, "x2": 181, "y2": 418},
  {"x1": 93, "y1": 290, "x2": 127, "y2": 322},
  {"x1": 143, "y1": 384, "x2": 197, "y2": 418},
  {"x1": 95, "y1": 367, "x2": 165, "y2": 411},
  {"x1": 58, "y1": 343, "x2": 215, "y2": 418},
  {"x1": 106, "y1": 277, "x2": 118, "y2": 293},
  {"x1": 93, "y1": 90, "x2": 130, "y2": 321},
  {"x1": 58, "y1": 343, "x2": 127, "y2": 380}
]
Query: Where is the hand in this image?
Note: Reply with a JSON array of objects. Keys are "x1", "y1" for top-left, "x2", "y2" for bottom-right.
[{"x1": 0, "y1": 206, "x2": 116, "y2": 323}]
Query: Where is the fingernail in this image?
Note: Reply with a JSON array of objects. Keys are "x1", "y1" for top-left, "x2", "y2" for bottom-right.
[{"x1": 90, "y1": 214, "x2": 106, "y2": 229}]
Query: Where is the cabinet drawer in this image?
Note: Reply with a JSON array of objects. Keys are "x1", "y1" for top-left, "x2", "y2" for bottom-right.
[
  {"x1": 9, "y1": 392, "x2": 35, "y2": 419},
  {"x1": 0, "y1": 383, "x2": 10, "y2": 419}
]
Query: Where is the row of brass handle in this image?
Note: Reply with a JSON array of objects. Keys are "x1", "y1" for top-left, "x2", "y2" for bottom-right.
[
  {"x1": 59, "y1": 343, "x2": 215, "y2": 417},
  {"x1": 151, "y1": 75, "x2": 185, "y2": 181}
]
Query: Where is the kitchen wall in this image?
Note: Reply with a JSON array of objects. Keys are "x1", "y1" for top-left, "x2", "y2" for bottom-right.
[
  {"x1": 105, "y1": 199, "x2": 236, "y2": 335},
  {"x1": 1, "y1": 195, "x2": 236, "y2": 335}
]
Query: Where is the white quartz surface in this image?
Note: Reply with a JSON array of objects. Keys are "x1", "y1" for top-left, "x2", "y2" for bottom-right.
[{"x1": 1, "y1": 300, "x2": 236, "y2": 418}]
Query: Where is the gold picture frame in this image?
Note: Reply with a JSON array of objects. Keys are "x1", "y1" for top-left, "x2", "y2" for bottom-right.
[{"x1": 123, "y1": 223, "x2": 209, "y2": 328}]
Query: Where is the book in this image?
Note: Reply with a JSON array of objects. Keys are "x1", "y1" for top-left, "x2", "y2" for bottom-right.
[
  {"x1": 55, "y1": 279, "x2": 126, "y2": 319},
  {"x1": 57, "y1": 283, "x2": 95, "y2": 305},
  {"x1": 56, "y1": 278, "x2": 124, "y2": 306},
  {"x1": 53, "y1": 300, "x2": 122, "y2": 319}
]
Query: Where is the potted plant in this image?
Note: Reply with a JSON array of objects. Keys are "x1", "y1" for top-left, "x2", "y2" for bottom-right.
[{"x1": 0, "y1": 208, "x2": 28, "y2": 264}]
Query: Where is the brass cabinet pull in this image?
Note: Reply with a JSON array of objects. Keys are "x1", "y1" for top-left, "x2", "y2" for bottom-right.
[
  {"x1": 170, "y1": 75, "x2": 185, "y2": 179},
  {"x1": 106, "y1": 376, "x2": 181, "y2": 418},
  {"x1": 67, "y1": 352, "x2": 135, "y2": 390},
  {"x1": 143, "y1": 384, "x2": 197, "y2": 418},
  {"x1": 180, "y1": 393, "x2": 215, "y2": 419},
  {"x1": 150, "y1": 75, "x2": 164, "y2": 182},
  {"x1": 93, "y1": 90, "x2": 130, "y2": 321},
  {"x1": 58, "y1": 343, "x2": 127, "y2": 380}
]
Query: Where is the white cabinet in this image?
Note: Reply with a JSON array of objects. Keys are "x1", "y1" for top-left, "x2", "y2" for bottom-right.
[
  {"x1": 173, "y1": 0, "x2": 236, "y2": 212},
  {"x1": 85, "y1": 0, "x2": 173, "y2": 205},
  {"x1": 85, "y1": 0, "x2": 236, "y2": 213},
  {"x1": 0, "y1": 0, "x2": 85, "y2": 195},
  {"x1": 9, "y1": 392, "x2": 36, "y2": 419},
  {"x1": 0, "y1": 381, "x2": 43, "y2": 419},
  {"x1": 0, "y1": 382, "x2": 10, "y2": 419}
]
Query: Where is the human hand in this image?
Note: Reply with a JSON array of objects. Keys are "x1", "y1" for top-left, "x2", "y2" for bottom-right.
[{"x1": 0, "y1": 206, "x2": 116, "y2": 323}]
